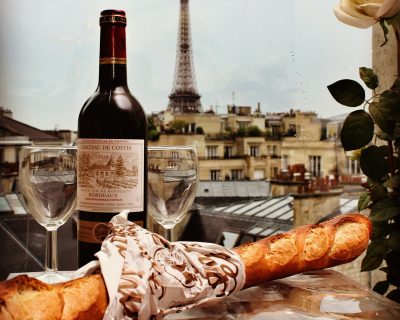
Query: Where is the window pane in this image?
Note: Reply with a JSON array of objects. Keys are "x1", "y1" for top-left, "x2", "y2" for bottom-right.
[{"x1": 0, "y1": 1, "x2": 370, "y2": 130}]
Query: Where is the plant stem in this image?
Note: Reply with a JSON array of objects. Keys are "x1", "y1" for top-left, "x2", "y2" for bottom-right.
[
  {"x1": 388, "y1": 140, "x2": 396, "y2": 177},
  {"x1": 396, "y1": 29, "x2": 400, "y2": 76}
]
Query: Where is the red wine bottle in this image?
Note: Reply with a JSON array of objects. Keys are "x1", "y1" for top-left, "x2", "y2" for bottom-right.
[{"x1": 77, "y1": 9, "x2": 147, "y2": 267}]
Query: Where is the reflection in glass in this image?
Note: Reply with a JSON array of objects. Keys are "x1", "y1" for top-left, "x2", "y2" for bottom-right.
[
  {"x1": 19, "y1": 146, "x2": 77, "y2": 283},
  {"x1": 148, "y1": 145, "x2": 198, "y2": 241}
]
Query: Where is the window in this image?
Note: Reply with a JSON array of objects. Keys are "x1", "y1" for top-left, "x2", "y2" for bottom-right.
[
  {"x1": 347, "y1": 157, "x2": 361, "y2": 175},
  {"x1": 210, "y1": 169, "x2": 220, "y2": 181},
  {"x1": 282, "y1": 155, "x2": 289, "y2": 170},
  {"x1": 224, "y1": 146, "x2": 233, "y2": 159},
  {"x1": 206, "y1": 146, "x2": 218, "y2": 159},
  {"x1": 250, "y1": 145, "x2": 259, "y2": 157},
  {"x1": 271, "y1": 167, "x2": 278, "y2": 178},
  {"x1": 267, "y1": 145, "x2": 272, "y2": 155},
  {"x1": 171, "y1": 151, "x2": 179, "y2": 159},
  {"x1": 237, "y1": 122, "x2": 248, "y2": 129},
  {"x1": 231, "y1": 169, "x2": 243, "y2": 180},
  {"x1": 309, "y1": 155, "x2": 321, "y2": 177},
  {"x1": 272, "y1": 145, "x2": 277, "y2": 156},
  {"x1": 287, "y1": 124, "x2": 296, "y2": 137},
  {"x1": 271, "y1": 125, "x2": 281, "y2": 137}
]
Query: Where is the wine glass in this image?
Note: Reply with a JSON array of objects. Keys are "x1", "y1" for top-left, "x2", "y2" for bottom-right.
[
  {"x1": 147, "y1": 145, "x2": 198, "y2": 241},
  {"x1": 19, "y1": 145, "x2": 77, "y2": 283}
]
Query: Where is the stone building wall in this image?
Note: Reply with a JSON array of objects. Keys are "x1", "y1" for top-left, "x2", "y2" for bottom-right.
[
  {"x1": 292, "y1": 191, "x2": 341, "y2": 227},
  {"x1": 368, "y1": 23, "x2": 399, "y2": 289}
]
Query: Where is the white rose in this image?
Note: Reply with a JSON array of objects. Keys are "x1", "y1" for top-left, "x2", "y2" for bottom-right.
[{"x1": 334, "y1": 0, "x2": 400, "y2": 29}]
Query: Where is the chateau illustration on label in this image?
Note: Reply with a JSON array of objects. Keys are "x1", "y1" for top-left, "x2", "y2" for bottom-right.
[
  {"x1": 77, "y1": 139, "x2": 144, "y2": 212},
  {"x1": 78, "y1": 152, "x2": 138, "y2": 190}
]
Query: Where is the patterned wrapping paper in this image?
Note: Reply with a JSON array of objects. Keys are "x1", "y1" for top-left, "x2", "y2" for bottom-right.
[{"x1": 73, "y1": 211, "x2": 246, "y2": 320}]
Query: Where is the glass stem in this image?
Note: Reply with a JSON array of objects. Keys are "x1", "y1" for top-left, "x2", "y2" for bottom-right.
[
  {"x1": 164, "y1": 228, "x2": 173, "y2": 242},
  {"x1": 45, "y1": 229, "x2": 58, "y2": 272}
]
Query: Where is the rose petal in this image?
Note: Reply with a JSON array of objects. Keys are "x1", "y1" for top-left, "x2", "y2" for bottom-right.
[
  {"x1": 359, "y1": 3, "x2": 382, "y2": 17},
  {"x1": 334, "y1": 5, "x2": 377, "y2": 28},
  {"x1": 376, "y1": 0, "x2": 400, "y2": 18},
  {"x1": 340, "y1": 0, "x2": 375, "y2": 19}
]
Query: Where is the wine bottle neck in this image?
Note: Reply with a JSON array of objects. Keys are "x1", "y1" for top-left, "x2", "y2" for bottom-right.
[
  {"x1": 98, "y1": 64, "x2": 127, "y2": 88},
  {"x1": 98, "y1": 20, "x2": 128, "y2": 89}
]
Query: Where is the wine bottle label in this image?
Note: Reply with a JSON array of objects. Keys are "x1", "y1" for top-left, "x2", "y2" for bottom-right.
[
  {"x1": 77, "y1": 138, "x2": 144, "y2": 213},
  {"x1": 78, "y1": 219, "x2": 143, "y2": 243}
]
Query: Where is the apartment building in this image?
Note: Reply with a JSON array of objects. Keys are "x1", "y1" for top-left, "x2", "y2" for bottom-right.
[{"x1": 150, "y1": 106, "x2": 362, "y2": 183}]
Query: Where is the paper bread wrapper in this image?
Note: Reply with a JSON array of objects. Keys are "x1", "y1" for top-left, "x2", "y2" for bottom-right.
[{"x1": 73, "y1": 211, "x2": 246, "y2": 319}]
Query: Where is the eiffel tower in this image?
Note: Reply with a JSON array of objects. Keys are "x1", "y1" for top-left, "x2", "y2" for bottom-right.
[{"x1": 168, "y1": 0, "x2": 202, "y2": 114}]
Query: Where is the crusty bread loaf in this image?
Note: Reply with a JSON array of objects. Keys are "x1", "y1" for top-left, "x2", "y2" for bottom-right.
[
  {"x1": 0, "y1": 213, "x2": 371, "y2": 319},
  {"x1": 0, "y1": 275, "x2": 63, "y2": 320},
  {"x1": 234, "y1": 213, "x2": 372, "y2": 287},
  {"x1": 0, "y1": 274, "x2": 107, "y2": 320}
]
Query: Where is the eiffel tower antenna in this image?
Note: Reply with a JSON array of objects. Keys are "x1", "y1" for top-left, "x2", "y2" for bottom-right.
[{"x1": 168, "y1": 0, "x2": 202, "y2": 114}]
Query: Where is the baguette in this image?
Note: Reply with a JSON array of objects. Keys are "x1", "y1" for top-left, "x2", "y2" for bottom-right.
[
  {"x1": 234, "y1": 213, "x2": 372, "y2": 287},
  {"x1": 0, "y1": 213, "x2": 371, "y2": 319},
  {"x1": 0, "y1": 274, "x2": 107, "y2": 320}
]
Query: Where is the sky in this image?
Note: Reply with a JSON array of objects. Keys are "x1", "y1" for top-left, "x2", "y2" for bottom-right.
[{"x1": 0, "y1": 0, "x2": 372, "y2": 131}]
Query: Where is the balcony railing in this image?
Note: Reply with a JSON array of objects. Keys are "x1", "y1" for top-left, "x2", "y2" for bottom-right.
[{"x1": 199, "y1": 155, "x2": 246, "y2": 161}]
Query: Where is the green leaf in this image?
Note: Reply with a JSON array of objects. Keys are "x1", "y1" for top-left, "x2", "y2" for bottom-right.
[
  {"x1": 369, "y1": 102, "x2": 395, "y2": 135},
  {"x1": 327, "y1": 79, "x2": 365, "y2": 107},
  {"x1": 370, "y1": 181, "x2": 387, "y2": 202},
  {"x1": 386, "y1": 251, "x2": 400, "y2": 288},
  {"x1": 370, "y1": 198, "x2": 400, "y2": 222},
  {"x1": 340, "y1": 110, "x2": 374, "y2": 151},
  {"x1": 387, "y1": 271, "x2": 400, "y2": 287},
  {"x1": 371, "y1": 221, "x2": 390, "y2": 239},
  {"x1": 386, "y1": 251, "x2": 400, "y2": 270},
  {"x1": 391, "y1": 77, "x2": 400, "y2": 90},
  {"x1": 361, "y1": 239, "x2": 387, "y2": 271},
  {"x1": 359, "y1": 67, "x2": 379, "y2": 90},
  {"x1": 387, "y1": 289, "x2": 400, "y2": 303},
  {"x1": 377, "y1": 145, "x2": 390, "y2": 157},
  {"x1": 373, "y1": 280, "x2": 390, "y2": 295},
  {"x1": 388, "y1": 232, "x2": 400, "y2": 252},
  {"x1": 383, "y1": 175, "x2": 400, "y2": 189},
  {"x1": 392, "y1": 124, "x2": 400, "y2": 140},
  {"x1": 358, "y1": 193, "x2": 371, "y2": 211},
  {"x1": 360, "y1": 146, "x2": 388, "y2": 181},
  {"x1": 378, "y1": 90, "x2": 400, "y2": 122},
  {"x1": 380, "y1": 267, "x2": 389, "y2": 273}
]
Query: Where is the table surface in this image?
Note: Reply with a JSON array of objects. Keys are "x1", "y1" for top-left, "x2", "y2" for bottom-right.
[
  {"x1": 7, "y1": 269, "x2": 400, "y2": 319},
  {"x1": 2, "y1": 212, "x2": 400, "y2": 319},
  {"x1": 166, "y1": 270, "x2": 400, "y2": 319}
]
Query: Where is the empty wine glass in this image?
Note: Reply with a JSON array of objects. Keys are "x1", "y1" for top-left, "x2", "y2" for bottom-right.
[
  {"x1": 19, "y1": 145, "x2": 77, "y2": 283},
  {"x1": 148, "y1": 145, "x2": 198, "y2": 241}
]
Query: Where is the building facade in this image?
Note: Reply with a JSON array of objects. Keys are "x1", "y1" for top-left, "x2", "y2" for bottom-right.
[{"x1": 150, "y1": 106, "x2": 362, "y2": 184}]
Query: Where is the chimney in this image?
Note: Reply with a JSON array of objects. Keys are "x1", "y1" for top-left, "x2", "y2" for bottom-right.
[
  {"x1": 0, "y1": 107, "x2": 13, "y2": 119},
  {"x1": 292, "y1": 189, "x2": 342, "y2": 227},
  {"x1": 271, "y1": 166, "x2": 343, "y2": 227}
]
